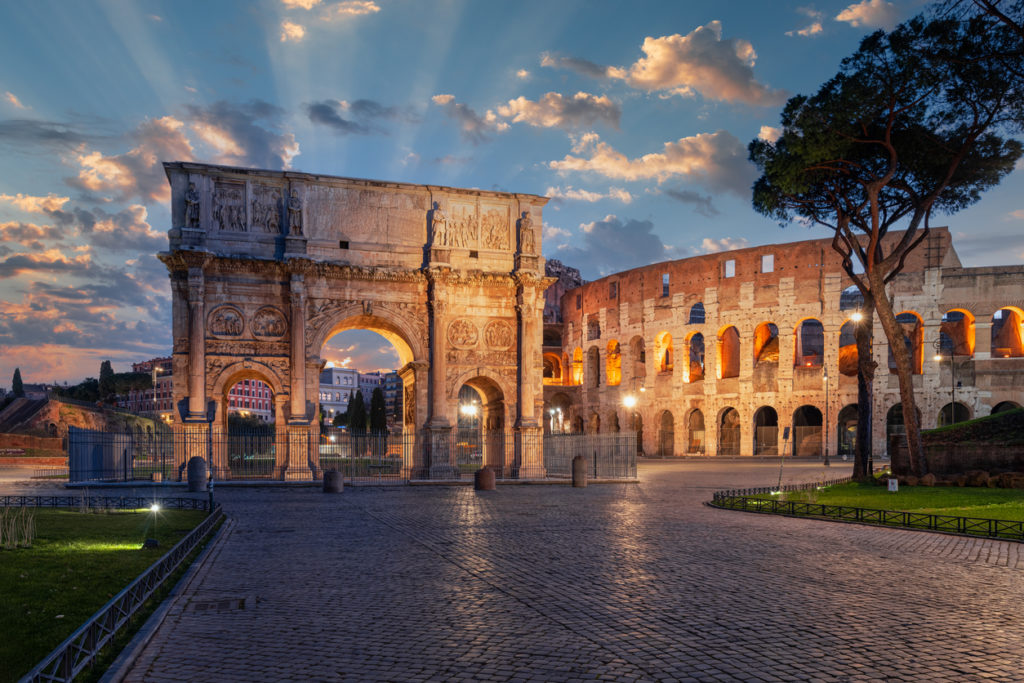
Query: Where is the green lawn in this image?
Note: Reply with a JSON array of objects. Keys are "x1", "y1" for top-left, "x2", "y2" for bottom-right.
[
  {"x1": 770, "y1": 482, "x2": 1024, "y2": 521},
  {"x1": 0, "y1": 507, "x2": 207, "y2": 683}
]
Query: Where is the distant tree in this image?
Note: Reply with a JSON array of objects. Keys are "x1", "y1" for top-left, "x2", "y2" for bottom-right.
[
  {"x1": 332, "y1": 411, "x2": 346, "y2": 428},
  {"x1": 12, "y1": 368, "x2": 24, "y2": 397},
  {"x1": 348, "y1": 390, "x2": 367, "y2": 436},
  {"x1": 369, "y1": 387, "x2": 387, "y2": 435},
  {"x1": 749, "y1": 15, "x2": 1023, "y2": 476},
  {"x1": 98, "y1": 360, "x2": 115, "y2": 399}
]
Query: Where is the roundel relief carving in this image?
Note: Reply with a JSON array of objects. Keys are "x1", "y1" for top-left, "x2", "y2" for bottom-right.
[
  {"x1": 208, "y1": 305, "x2": 244, "y2": 337},
  {"x1": 484, "y1": 320, "x2": 514, "y2": 349},
  {"x1": 447, "y1": 319, "x2": 479, "y2": 348},
  {"x1": 251, "y1": 307, "x2": 288, "y2": 338}
]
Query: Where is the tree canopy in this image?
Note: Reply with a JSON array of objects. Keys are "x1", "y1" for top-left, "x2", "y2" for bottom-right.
[
  {"x1": 750, "y1": 14, "x2": 1023, "y2": 475},
  {"x1": 12, "y1": 367, "x2": 24, "y2": 398},
  {"x1": 369, "y1": 387, "x2": 387, "y2": 435}
]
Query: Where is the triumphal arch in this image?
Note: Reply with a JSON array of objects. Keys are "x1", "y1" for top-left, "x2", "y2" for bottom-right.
[{"x1": 161, "y1": 162, "x2": 550, "y2": 479}]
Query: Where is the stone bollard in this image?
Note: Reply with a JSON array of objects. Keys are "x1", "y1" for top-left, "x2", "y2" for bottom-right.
[
  {"x1": 474, "y1": 466, "x2": 496, "y2": 491},
  {"x1": 572, "y1": 455, "x2": 587, "y2": 488},
  {"x1": 323, "y1": 469, "x2": 343, "y2": 493},
  {"x1": 186, "y1": 456, "x2": 207, "y2": 493}
]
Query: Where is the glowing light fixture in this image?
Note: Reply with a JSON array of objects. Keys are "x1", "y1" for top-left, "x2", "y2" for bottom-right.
[
  {"x1": 623, "y1": 394, "x2": 637, "y2": 409},
  {"x1": 851, "y1": 311, "x2": 863, "y2": 322}
]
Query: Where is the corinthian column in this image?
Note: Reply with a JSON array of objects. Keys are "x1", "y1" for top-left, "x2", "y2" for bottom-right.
[
  {"x1": 186, "y1": 267, "x2": 207, "y2": 420},
  {"x1": 429, "y1": 296, "x2": 449, "y2": 428},
  {"x1": 289, "y1": 274, "x2": 307, "y2": 423}
]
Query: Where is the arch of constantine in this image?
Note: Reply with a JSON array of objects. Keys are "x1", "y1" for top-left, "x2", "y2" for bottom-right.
[
  {"x1": 162, "y1": 162, "x2": 550, "y2": 480},
  {"x1": 543, "y1": 229, "x2": 1024, "y2": 459}
]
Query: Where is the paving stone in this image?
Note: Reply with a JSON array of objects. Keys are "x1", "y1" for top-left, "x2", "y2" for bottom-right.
[{"x1": 62, "y1": 459, "x2": 1024, "y2": 682}]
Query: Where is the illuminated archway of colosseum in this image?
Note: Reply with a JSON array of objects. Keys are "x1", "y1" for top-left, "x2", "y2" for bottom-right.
[{"x1": 162, "y1": 162, "x2": 550, "y2": 479}]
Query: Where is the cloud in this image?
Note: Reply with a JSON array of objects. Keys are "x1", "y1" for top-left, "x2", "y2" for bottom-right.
[
  {"x1": 431, "y1": 94, "x2": 507, "y2": 144},
  {"x1": 695, "y1": 236, "x2": 748, "y2": 253},
  {"x1": 663, "y1": 188, "x2": 719, "y2": 217},
  {"x1": 185, "y1": 100, "x2": 299, "y2": 170},
  {"x1": 835, "y1": 0, "x2": 899, "y2": 29},
  {"x1": 4, "y1": 92, "x2": 27, "y2": 109},
  {"x1": 0, "y1": 221, "x2": 65, "y2": 249},
  {"x1": 757, "y1": 125, "x2": 782, "y2": 143},
  {"x1": 540, "y1": 53, "x2": 613, "y2": 80},
  {"x1": 280, "y1": 20, "x2": 306, "y2": 42},
  {"x1": 496, "y1": 92, "x2": 620, "y2": 130},
  {"x1": 0, "y1": 193, "x2": 70, "y2": 213},
  {"x1": 1009, "y1": 209, "x2": 1024, "y2": 220},
  {"x1": 306, "y1": 98, "x2": 417, "y2": 135},
  {"x1": 551, "y1": 215, "x2": 678, "y2": 278},
  {"x1": 545, "y1": 185, "x2": 633, "y2": 204},
  {"x1": 321, "y1": 1, "x2": 380, "y2": 19},
  {"x1": 68, "y1": 116, "x2": 193, "y2": 203},
  {"x1": 0, "y1": 118, "x2": 93, "y2": 151},
  {"x1": 432, "y1": 154, "x2": 472, "y2": 165},
  {"x1": 516, "y1": 69, "x2": 530, "y2": 80},
  {"x1": 282, "y1": 0, "x2": 320, "y2": 8},
  {"x1": 787, "y1": 6, "x2": 825, "y2": 36},
  {"x1": 72, "y1": 204, "x2": 165, "y2": 253},
  {"x1": 600, "y1": 22, "x2": 786, "y2": 106},
  {"x1": 544, "y1": 225, "x2": 571, "y2": 239},
  {"x1": 0, "y1": 248, "x2": 93, "y2": 279},
  {"x1": 549, "y1": 130, "x2": 754, "y2": 194}
]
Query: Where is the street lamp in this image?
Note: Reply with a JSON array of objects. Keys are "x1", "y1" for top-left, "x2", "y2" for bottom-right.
[
  {"x1": 933, "y1": 338, "x2": 956, "y2": 425},
  {"x1": 151, "y1": 365, "x2": 163, "y2": 414}
]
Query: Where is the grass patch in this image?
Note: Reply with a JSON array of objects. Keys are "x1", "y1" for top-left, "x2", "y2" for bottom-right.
[
  {"x1": 765, "y1": 482, "x2": 1024, "y2": 521},
  {"x1": 0, "y1": 507, "x2": 207, "y2": 683}
]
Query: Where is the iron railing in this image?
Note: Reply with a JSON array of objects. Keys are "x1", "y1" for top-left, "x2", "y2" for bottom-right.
[
  {"x1": 708, "y1": 480, "x2": 1024, "y2": 542},
  {"x1": 1, "y1": 495, "x2": 209, "y2": 511},
  {"x1": 68, "y1": 427, "x2": 638, "y2": 484},
  {"x1": 20, "y1": 504, "x2": 224, "y2": 682}
]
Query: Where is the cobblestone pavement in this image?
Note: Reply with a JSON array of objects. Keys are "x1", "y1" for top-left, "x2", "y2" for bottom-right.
[{"x1": 101, "y1": 461, "x2": 1024, "y2": 681}]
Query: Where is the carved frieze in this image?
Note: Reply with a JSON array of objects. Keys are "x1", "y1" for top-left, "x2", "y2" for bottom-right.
[
  {"x1": 484, "y1": 320, "x2": 514, "y2": 350},
  {"x1": 251, "y1": 307, "x2": 288, "y2": 338},
  {"x1": 446, "y1": 347, "x2": 515, "y2": 367},
  {"x1": 481, "y1": 204, "x2": 509, "y2": 250},
  {"x1": 447, "y1": 319, "x2": 479, "y2": 348},
  {"x1": 404, "y1": 383, "x2": 415, "y2": 424},
  {"x1": 208, "y1": 306, "x2": 244, "y2": 337},
  {"x1": 213, "y1": 181, "x2": 246, "y2": 232},
  {"x1": 206, "y1": 340, "x2": 290, "y2": 356},
  {"x1": 251, "y1": 184, "x2": 283, "y2": 233},
  {"x1": 448, "y1": 202, "x2": 478, "y2": 249}
]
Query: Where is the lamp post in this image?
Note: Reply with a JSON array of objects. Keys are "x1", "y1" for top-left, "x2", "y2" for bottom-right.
[
  {"x1": 151, "y1": 365, "x2": 163, "y2": 415},
  {"x1": 933, "y1": 338, "x2": 955, "y2": 425}
]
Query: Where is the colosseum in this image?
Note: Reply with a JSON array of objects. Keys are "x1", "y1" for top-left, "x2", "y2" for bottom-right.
[{"x1": 541, "y1": 227, "x2": 1024, "y2": 459}]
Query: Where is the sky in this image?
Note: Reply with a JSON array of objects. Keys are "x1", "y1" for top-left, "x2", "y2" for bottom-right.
[{"x1": 1, "y1": 0, "x2": 1022, "y2": 386}]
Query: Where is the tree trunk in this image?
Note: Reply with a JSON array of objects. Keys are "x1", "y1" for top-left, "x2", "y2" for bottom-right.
[
  {"x1": 853, "y1": 299, "x2": 876, "y2": 481},
  {"x1": 869, "y1": 271, "x2": 925, "y2": 476}
]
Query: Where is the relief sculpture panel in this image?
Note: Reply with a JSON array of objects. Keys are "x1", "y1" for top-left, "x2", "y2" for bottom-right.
[
  {"x1": 251, "y1": 184, "x2": 283, "y2": 233},
  {"x1": 484, "y1": 320, "x2": 514, "y2": 349},
  {"x1": 213, "y1": 182, "x2": 246, "y2": 232},
  {"x1": 448, "y1": 202, "x2": 478, "y2": 249},
  {"x1": 447, "y1": 319, "x2": 479, "y2": 348},
  {"x1": 481, "y1": 204, "x2": 509, "y2": 251},
  {"x1": 208, "y1": 305, "x2": 244, "y2": 337},
  {"x1": 251, "y1": 307, "x2": 288, "y2": 338}
]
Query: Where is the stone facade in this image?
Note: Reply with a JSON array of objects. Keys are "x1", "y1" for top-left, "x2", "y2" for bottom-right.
[
  {"x1": 544, "y1": 228, "x2": 1024, "y2": 458},
  {"x1": 162, "y1": 162, "x2": 550, "y2": 479}
]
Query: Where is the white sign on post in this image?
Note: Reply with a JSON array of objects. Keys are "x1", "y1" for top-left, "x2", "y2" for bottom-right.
[{"x1": 888, "y1": 478, "x2": 899, "y2": 492}]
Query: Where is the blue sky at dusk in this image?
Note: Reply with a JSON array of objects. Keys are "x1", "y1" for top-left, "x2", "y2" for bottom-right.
[{"x1": 1, "y1": 0, "x2": 1022, "y2": 385}]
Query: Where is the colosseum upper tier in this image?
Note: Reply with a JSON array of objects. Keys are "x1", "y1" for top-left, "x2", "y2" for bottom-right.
[{"x1": 541, "y1": 228, "x2": 1024, "y2": 458}]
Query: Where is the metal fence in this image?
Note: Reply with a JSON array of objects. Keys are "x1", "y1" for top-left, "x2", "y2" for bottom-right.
[
  {"x1": 0, "y1": 495, "x2": 209, "y2": 511},
  {"x1": 709, "y1": 492, "x2": 1024, "y2": 542},
  {"x1": 21, "y1": 504, "x2": 223, "y2": 682},
  {"x1": 67, "y1": 427, "x2": 638, "y2": 484}
]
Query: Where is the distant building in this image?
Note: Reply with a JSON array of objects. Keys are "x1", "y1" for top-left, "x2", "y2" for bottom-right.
[
  {"x1": 319, "y1": 366, "x2": 359, "y2": 423},
  {"x1": 227, "y1": 379, "x2": 273, "y2": 422},
  {"x1": 123, "y1": 356, "x2": 174, "y2": 418},
  {"x1": 383, "y1": 371, "x2": 402, "y2": 425},
  {"x1": 358, "y1": 371, "x2": 383, "y2": 405}
]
